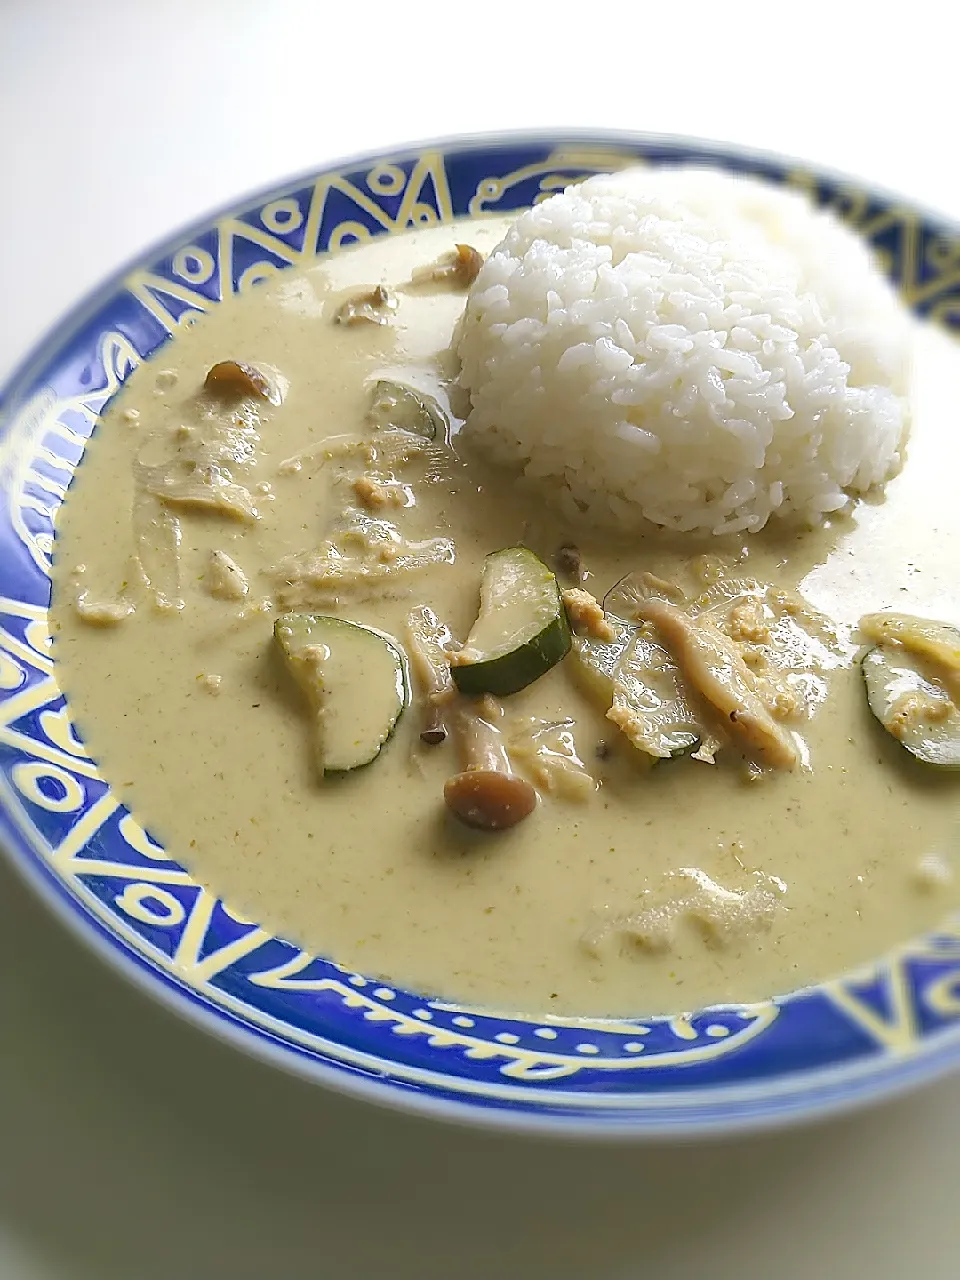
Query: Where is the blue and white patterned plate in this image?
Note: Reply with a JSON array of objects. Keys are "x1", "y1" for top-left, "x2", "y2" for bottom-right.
[{"x1": 2, "y1": 132, "x2": 960, "y2": 1138}]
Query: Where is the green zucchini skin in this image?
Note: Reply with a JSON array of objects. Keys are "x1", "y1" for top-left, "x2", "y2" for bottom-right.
[
  {"x1": 451, "y1": 548, "x2": 571, "y2": 697},
  {"x1": 274, "y1": 614, "x2": 408, "y2": 774},
  {"x1": 572, "y1": 622, "x2": 702, "y2": 761},
  {"x1": 368, "y1": 380, "x2": 444, "y2": 440}
]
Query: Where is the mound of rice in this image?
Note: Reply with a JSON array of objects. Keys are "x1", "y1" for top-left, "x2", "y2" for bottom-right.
[{"x1": 456, "y1": 167, "x2": 911, "y2": 535}]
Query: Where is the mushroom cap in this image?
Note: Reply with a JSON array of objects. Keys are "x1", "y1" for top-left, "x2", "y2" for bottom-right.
[
  {"x1": 443, "y1": 770, "x2": 537, "y2": 831},
  {"x1": 204, "y1": 360, "x2": 275, "y2": 403}
]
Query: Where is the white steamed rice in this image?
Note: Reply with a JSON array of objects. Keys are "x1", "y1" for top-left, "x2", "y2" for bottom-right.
[{"x1": 456, "y1": 166, "x2": 912, "y2": 536}]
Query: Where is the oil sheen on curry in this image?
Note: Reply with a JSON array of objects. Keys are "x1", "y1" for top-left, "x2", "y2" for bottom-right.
[{"x1": 50, "y1": 214, "x2": 960, "y2": 1018}]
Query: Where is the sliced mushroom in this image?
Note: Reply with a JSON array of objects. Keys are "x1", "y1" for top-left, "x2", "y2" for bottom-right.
[
  {"x1": 444, "y1": 700, "x2": 537, "y2": 830},
  {"x1": 411, "y1": 244, "x2": 484, "y2": 289},
  {"x1": 204, "y1": 360, "x2": 276, "y2": 403},
  {"x1": 334, "y1": 285, "x2": 397, "y2": 327},
  {"x1": 635, "y1": 597, "x2": 798, "y2": 770}
]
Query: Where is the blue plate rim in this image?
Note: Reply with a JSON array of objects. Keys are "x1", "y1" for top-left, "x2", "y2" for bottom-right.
[
  {"x1": 6, "y1": 778, "x2": 960, "y2": 1142},
  {"x1": 6, "y1": 126, "x2": 959, "y2": 416},
  {"x1": 2, "y1": 128, "x2": 959, "y2": 1140}
]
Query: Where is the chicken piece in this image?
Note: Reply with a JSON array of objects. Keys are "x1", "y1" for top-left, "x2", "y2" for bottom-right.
[
  {"x1": 635, "y1": 598, "x2": 799, "y2": 770},
  {"x1": 728, "y1": 599, "x2": 771, "y2": 644},
  {"x1": 754, "y1": 676, "x2": 802, "y2": 721},
  {"x1": 204, "y1": 550, "x2": 249, "y2": 601},
  {"x1": 740, "y1": 645, "x2": 767, "y2": 670},
  {"x1": 352, "y1": 475, "x2": 402, "y2": 510},
  {"x1": 888, "y1": 690, "x2": 953, "y2": 740},
  {"x1": 277, "y1": 434, "x2": 371, "y2": 476},
  {"x1": 767, "y1": 588, "x2": 803, "y2": 617},
  {"x1": 74, "y1": 593, "x2": 135, "y2": 626},
  {"x1": 605, "y1": 702, "x2": 669, "y2": 760},
  {"x1": 562, "y1": 588, "x2": 615, "y2": 641}
]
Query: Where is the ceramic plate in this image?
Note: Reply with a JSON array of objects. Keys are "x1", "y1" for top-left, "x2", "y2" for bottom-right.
[{"x1": 2, "y1": 132, "x2": 960, "y2": 1137}]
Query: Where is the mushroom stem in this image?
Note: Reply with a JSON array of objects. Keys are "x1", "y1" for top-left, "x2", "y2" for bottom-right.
[
  {"x1": 444, "y1": 700, "x2": 538, "y2": 831},
  {"x1": 406, "y1": 606, "x2": 456, "y2": 746},
  {"x1": 456, "y1": 703, "x2": 511, "y2": 773},
  {"x1": 420, "y1": 696, "x2": 450, "y2": 746}
]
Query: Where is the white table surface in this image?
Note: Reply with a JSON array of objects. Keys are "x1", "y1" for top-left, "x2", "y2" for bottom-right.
[{"x1": 2, "y1": 3, "x2": 959, "y2": 1276}]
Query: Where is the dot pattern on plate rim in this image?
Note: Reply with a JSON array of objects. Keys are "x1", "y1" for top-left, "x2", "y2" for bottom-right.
[{"x1": 2, "y1": 133, "x2": 960, "y2": 1135}]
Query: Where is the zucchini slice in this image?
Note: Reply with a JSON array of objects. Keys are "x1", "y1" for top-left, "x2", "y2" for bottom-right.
[
  {"x1": 570, "y1": 615, "x2": 634, "y2": 705},
  {"x1": 451, "y1": 548, "x2": 571, "y2": 697},
  {"x1": 604, "y1": 573, "x2": 646, "y2": 620},
  {"x1": 862, "y1": 645, "x2": 960, "y2": 768},
  {"x1": 613, "y1": 630, "x2": 704, "y2": 759},
  {"x1": 274, "y1": 614, "x2": 407, "y2": 774},
  {"x1": 572, "y1": 621, "x2": 703, "y2": 760},
  {"x1": 368, "y1": 380, "x2": 445, "y2": 440}
]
